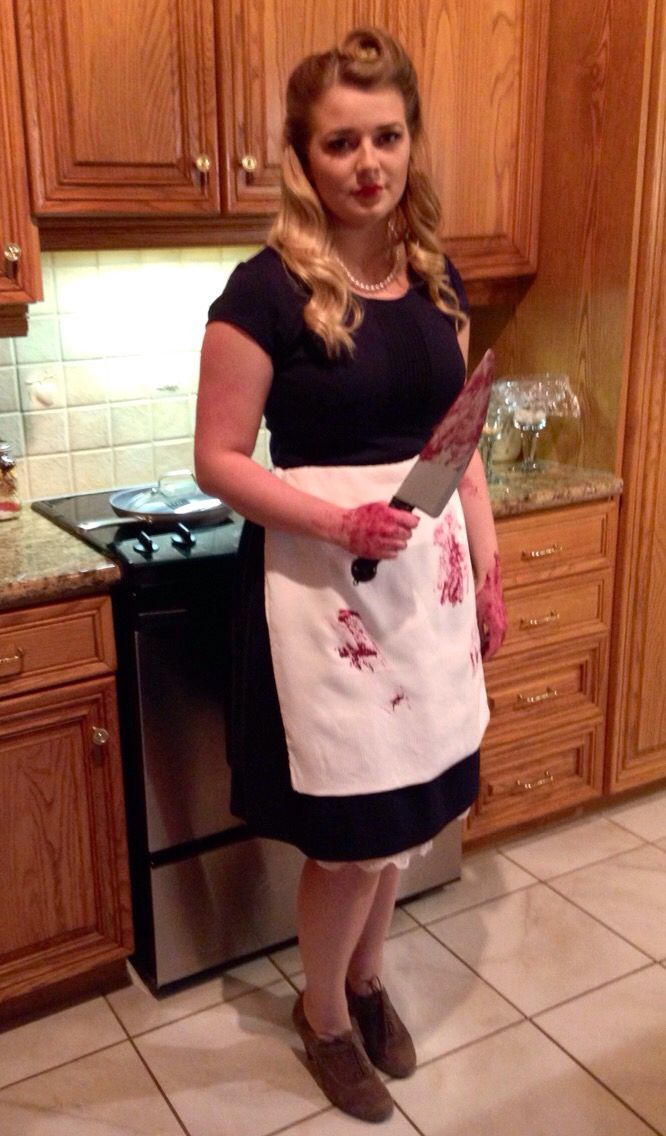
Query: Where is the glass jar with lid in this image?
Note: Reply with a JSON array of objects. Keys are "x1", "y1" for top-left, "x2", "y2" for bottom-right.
[{"x1": 0, "y1": 440, "x2": 21, "y2": 520}]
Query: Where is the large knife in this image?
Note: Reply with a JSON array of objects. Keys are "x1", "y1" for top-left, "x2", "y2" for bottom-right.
[{"x1": 351, "y1": 349, "x2": 495, "y2": 583}]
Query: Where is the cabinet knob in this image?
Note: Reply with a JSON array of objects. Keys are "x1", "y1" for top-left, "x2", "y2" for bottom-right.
[
  {"x1": 240, "y1": 154, "x2": 258, "y2": 175},
  {"x1": 194, "y1": 154, "x2": 211, "y2": 174},
  {"x1": 91, "y1": 726, "x2": 109, "y2": 746},
  {"x1": 0, "y1": 645, "x2": 24, "y2": 679},
  {"x1": 3, "y1": 244, "x2": 22, "y2": 280}
]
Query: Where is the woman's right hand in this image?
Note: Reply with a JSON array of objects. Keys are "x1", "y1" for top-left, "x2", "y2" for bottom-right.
[{"x1": 338, "y1": 502, "x2": 419, "y2": 559}]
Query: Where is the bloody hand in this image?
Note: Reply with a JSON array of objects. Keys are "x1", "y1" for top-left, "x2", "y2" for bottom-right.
[
  {"x1": 340, "y1": 501, "x2": 419, "y2": 559},
  {"x1": 476, "y1": 552, "x2": 507, "y2": 660}
]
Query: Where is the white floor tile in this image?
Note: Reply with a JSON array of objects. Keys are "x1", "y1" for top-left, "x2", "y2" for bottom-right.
[
  {"x1": 403, "y1": 848, "x2": 535, "y2": 924},
  {"x1": 107, "y1": 955, "x2": 284, "y2": 1036},
  {"x1": 604, "y1": 787, "x2": 666, "y2": 841},
  {"x1": 134, "y1": 980, "x2": 323, "y2": 1136},
  {"x1": 277, "y1": 1106, "x2": 421, "y2": 1134},
  {"x1": 381, "y1": 927, "x2": 522, "y2": 1063},
  {"x1": 0, "y1": 1041, "x2": 183, "y2": 1136},
  {"x1": 536, "y1": 965, "x2": 666, "y2": 1134},
  {"x1": 0, "y1": 997, "x2": 126, "y2": 1090},
  {"x1": 500, "y1": 814, "x2": 643, "y2": 879},
  {"x1": 428, "y1": 883, "x2": 648, "y2": 1015},
  {"x1": 549, "y1": 843, "x2": 666, "y2": 958},
  {"x1": 391, "y1": 1020, "x2": 654, "y2": 1136}
]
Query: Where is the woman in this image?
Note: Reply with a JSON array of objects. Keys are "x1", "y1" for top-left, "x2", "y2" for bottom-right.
[{"x1": 195, "y1": 27, "x2": 506, "y2": 1124}]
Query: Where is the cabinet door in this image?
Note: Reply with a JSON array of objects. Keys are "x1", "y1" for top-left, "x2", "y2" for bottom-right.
[
  {"x1": 0, "y1": 677, "x2": 132, "y2": 1006},
  {"x1": 0, "y1": 0, "x2": 41, "y2": 307},
  {"x1": 218, "y1": 0, "x2": 374, "y2": 213},
  {"x1": 607, "y1": 0, "x2": 666, "y2": 793},
  {"x1": 17, "y1": 0, "x2": 220, "y2": 217},
  {"x1": 376, "y1": 0, "x2": 549, "y2": 282}
]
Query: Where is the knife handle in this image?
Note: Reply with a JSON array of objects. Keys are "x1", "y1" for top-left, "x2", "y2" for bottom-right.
[{"x1": 350, "y1": 498, "x2": 414, "y2": 584}]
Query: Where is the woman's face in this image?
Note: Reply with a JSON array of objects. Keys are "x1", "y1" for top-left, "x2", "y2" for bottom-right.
[{"x1": 305, "y1": 83, "x2": 411, "y2": 232}]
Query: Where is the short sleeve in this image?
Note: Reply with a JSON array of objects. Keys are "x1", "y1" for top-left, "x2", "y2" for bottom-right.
[
  {"x1": 207, "y1": 248, "x2": 304, "y2": 361},
  {"x1": 444, "y1": 256, "x2": 470, "y2": 315}
]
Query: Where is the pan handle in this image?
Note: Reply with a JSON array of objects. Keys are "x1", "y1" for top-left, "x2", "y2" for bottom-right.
[{"x1": 350, "y1": 498, "x2": 414, "y2": 584}]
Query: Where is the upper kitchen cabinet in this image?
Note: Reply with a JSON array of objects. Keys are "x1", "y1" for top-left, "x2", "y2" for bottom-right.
[
  {"x1": 376, "y1": 1, "x2": 550, "y2": 293},
  {"x1": 16, "y1": 0, "x2": 220, "y2": 217},
  {"x1": 218, "y1": 0, "x2": 549, "y2": 296},
  {"x1": 0, "y1": 0, "x2": 42, "y2": 332},
  {"x1": 217, "y1": 0, "x2": 372, "y2": 212}
]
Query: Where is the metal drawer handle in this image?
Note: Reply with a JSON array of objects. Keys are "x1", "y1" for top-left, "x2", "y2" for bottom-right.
[
  {"x1": 521, "y1": 543, "x2": 563, "y2": 560},
  {"x1": 520, "y1": 610, "x2": 560, "y2": 629},
  {"x1": 92, "y1": 727, "x2": 109, "y2": 746},
  {"x1": 241, "y1": 153, "x2": 257, "y2": 175},
  {"x1": 513, "y1": 770, "x2": 555, "y2": 793},
  {"x1": 0, "y1": 645, "x2": 24, "y2": 678},
  {"x1": 516, "y1": 686, "x2": 559, "y2": 706}
]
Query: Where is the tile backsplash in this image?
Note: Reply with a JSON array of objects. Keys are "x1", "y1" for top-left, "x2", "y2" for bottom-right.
[{"x1": 0, "y1": 246, "x2": 266, "y2": 501}]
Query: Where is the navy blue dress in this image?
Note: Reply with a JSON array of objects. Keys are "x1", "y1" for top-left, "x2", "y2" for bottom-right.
[{"x1": 207, "y1": 247, "x2": 479, "y2": 860}]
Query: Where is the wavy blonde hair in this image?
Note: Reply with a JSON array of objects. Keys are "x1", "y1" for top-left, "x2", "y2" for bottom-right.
[{"x1": 268, "y1": 27, "x2": 467, "y2": 357}]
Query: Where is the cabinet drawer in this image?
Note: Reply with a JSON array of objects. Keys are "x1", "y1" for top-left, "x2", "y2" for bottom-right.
[
  {"x1": 466, "y1": 714, "x2": 605, "y2": 841},
  {"x1": 0, "y1": 596, "x2": 115, "y2": 698},
  {"x1": 484, "y1": 638, "x2": 607, "y2": 742},
  {"x1": 498, "y1": 501, "x2": 616, "y2": 588},
  {"x1": 501, "y1": 571, "x2": 612, "y2": 654}
]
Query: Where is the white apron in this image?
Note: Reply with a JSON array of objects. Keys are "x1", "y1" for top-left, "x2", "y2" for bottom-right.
[{"x1": 264, "y1": 460, "x2": 489, "y2": 797}]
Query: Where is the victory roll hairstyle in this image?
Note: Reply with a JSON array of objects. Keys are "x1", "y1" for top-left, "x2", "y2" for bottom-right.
[{"x1": 268, "y1": 27, "x2": 467, "y2": 356}]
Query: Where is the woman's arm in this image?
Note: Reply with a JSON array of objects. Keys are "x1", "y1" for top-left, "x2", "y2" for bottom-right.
[
  {"x1": 456, "y1": 325, "x2": 507, "y2": 660},
  {"x1": 194, "y1": 321, "x2": 418, "y2": 559}
]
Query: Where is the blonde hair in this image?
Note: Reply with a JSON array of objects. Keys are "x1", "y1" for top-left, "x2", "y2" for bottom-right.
[{"x1": 268, "y1": 27, "x2": 467, "y2": 357}]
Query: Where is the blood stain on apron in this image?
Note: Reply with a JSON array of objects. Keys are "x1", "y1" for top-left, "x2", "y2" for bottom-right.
[
  {"x1": 336, "y1": 609, "x2": 380, "y2": 672},
  {"x1": 433, "y1": 514, "x2": 467, "y2": 606}
]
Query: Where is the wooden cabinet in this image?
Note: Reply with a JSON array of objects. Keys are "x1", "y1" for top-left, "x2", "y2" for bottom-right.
[
  {"x1": 0, "y1": 596, "x2": 132, "y2": 1011},
  {"x1": 218, "y1": 0, "x2": 549, "y2": 292},
  {"x1": 0, "y1": 0, "x2": 42, "y2": 334},
  {"x1": 606, "y1": 0, "x2": 666, "y2": 793},
  {"x1": 375, "y1": 0, "x2": 549, "y2": 288},
  {"x1": 465, "y1": 499, "x2": 617, "y2": 842},
  {"x1": 15, "y1": 0, "x2": 548, "y2": 295},
  {"x1": 16, "y1": 0, "x2": 220, "y2": 217},
  {"x1": 217, "y1": 0, "x2": 367, "y2": 213}
]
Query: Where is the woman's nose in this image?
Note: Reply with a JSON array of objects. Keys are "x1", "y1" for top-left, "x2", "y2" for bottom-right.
[{"x1": 356, "y1": 138, "x2": 379, "y2": 174}]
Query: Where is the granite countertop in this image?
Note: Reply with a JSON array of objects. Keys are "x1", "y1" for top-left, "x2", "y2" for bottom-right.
[
  {"x1": 489, "y1": 461, "x2": 623, "y2": 518},
  {"x1": 0, "y1": 464, "x2": 622, "y2": 611},
  {"x1": 0, "y1": 508, "x2": 120, "y2": 611}
]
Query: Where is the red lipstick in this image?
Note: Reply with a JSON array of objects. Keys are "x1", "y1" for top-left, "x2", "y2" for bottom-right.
[{"x1": 354, "y1": 185, "x2": 382, "y2": 198}]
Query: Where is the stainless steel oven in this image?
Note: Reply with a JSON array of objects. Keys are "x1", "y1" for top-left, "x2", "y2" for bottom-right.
[{"x1": 33, "y1": 489, "x2": 462, "y2": 990}]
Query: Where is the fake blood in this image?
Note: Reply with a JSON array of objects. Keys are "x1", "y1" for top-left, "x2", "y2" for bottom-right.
[
  {"x1": 420, "y1": 353, "x2": 494, "y2": 464},
  {"x1": 337, "y1": 609, "x2": 379, "y2": 671},
  {"x1": 433, "y1": 515, "x2": 466, "y2": 605},
  {"x1": 476, "y1": 552, "x2": 508, "y2": 658}
]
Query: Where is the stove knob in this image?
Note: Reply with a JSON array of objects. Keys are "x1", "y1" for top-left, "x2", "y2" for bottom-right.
[
  {"x1": 171, "y1": 522, "x2": 196, "y2": 549},
  {"x1": 133, "y1": 530, "x2": 158, "y2": 556}
]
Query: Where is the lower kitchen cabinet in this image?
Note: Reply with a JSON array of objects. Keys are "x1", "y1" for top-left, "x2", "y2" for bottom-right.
[
  {"x1": 465, "y1": 497, "x2": 617, "y2": 843},
  {"x1": 0, "y1": 597, "x2": 132, "y2": 1013}
]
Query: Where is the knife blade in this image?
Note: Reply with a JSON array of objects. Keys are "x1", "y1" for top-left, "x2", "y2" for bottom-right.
[{"x1": 351, "y1": 349, "x2": 495, "y2": 583}]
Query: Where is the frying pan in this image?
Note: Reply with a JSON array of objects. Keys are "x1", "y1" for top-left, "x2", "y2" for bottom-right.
[{"x1": 109, "y1": 470, "x2": 230, "y2": 525}]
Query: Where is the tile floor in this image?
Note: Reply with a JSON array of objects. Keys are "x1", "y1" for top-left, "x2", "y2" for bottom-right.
[{"x1": 1, "y1": 787, "x2": 666, "y2": 1135}]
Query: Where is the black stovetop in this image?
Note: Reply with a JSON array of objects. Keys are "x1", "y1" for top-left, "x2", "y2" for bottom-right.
[{"x1": 32, "y1": 489, "x2": 242, "y2": 573}]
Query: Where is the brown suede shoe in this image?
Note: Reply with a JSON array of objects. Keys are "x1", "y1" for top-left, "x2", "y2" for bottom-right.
[
  {"x1": 346, "y1": 977, "x2": 417, "y2": 1078},
  {"x1": 292, "y1": 993, "x2": 394, "y2": 1123}
]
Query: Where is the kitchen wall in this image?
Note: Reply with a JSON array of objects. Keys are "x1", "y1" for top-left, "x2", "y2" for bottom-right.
[{"x1": 0, "y1": 246, "x2": 265, "y2": 501}]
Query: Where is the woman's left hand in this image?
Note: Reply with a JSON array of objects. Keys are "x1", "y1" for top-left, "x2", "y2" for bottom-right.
[{"x1": 475, "y1": 552, "x2": 507, "y2": 660}]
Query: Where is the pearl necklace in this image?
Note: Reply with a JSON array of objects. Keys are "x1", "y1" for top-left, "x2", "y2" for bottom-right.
[{"x1": 335, "y1": 253, "x2": 399, "y2": 294}]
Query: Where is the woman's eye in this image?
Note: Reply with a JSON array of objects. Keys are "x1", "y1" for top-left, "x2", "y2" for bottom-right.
[
  {"x1": 377, "y1": 130, "x2": 402, "y2": 146},
  {"x1": 325, "y1": 137, "x2": 355, "y2": 154}
]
